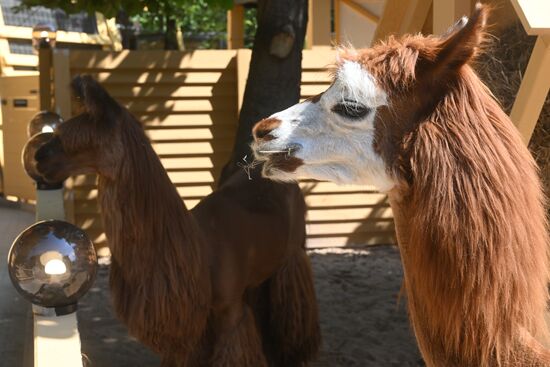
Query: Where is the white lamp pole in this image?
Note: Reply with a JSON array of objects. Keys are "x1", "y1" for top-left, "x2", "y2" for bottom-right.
[{"x1": 11, "y1": 109, "x2": 96, "y2": 367}]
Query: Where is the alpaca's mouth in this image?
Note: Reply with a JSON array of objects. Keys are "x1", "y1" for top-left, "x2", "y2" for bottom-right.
[
  {"x1": 254, "y1": 143, "x2": 303, "y2": 173},
  {"x1": 254, "y1": 143, "x2": 302, "y2": 160}
]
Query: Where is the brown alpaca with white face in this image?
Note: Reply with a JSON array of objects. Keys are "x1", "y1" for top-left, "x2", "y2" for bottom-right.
[{"x1": 253, "y1": 4, "x2": 550, "y2": 366}]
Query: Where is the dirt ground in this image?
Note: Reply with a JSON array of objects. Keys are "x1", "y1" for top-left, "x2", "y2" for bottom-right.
[{"x1": 78, "y1": 245, "x2": 423, "y2": 367}]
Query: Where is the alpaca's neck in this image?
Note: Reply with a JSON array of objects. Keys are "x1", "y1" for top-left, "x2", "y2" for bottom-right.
[{"x1": 97, "y1": 129, "x2": 204, "y2": 277}]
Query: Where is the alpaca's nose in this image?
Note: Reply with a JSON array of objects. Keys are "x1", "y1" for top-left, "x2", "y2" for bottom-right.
[{"x1": 252, "y1": 117, "x2": 281, "y2": 142}]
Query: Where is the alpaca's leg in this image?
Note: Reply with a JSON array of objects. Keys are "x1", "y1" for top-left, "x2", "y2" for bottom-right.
[
  {"x1": 210, "y1": 303, "x2": 268, "y2": 367},
  {"x1": 267, "y1": 250, "x2": 321, "y2": 367}
]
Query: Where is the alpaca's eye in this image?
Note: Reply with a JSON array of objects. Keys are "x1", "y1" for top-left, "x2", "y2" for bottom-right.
[{"x1": 331, "y1": 101, "x2": 370, "y2": 120}]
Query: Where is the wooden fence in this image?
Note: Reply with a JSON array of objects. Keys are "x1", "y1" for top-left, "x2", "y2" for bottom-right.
[{"x1": 47, "y1": 48, "x2": 396, "y2": 248}]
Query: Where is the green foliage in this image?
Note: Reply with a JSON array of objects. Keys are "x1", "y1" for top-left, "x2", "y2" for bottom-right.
[
  {"x1": 134, "y1": 0, "x2": 227, "y2": 47},
  {"x1": 18, "y1": 0, "x2": 257, "y2": 49}
]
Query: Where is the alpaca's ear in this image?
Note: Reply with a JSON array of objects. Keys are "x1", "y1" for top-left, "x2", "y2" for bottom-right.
[
  {"x1": 432, "y1": 3, "x2": 488, "y2": 73},
  {"x1": 71, "y1": 74, "x2": 119, "y2": 123}
]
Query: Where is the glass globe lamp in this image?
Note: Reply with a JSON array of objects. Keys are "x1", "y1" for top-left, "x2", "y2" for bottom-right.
[
  {"x1": 22, "y1": 132, "x2": 63, "y2": 190},
  {"x1": 28, "y1": 111, "x2": 63, "y2": 138},
  {"x1": 7, "y1": 220, "x2": 97, "y2": 314}
]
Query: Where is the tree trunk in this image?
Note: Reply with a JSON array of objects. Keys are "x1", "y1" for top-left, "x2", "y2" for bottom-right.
[
  {"x1": 164, "y1": 11, "x2": 179, "y2": 50},
  {"x1": 116, "y1": 10, "x2": 136, "y2": 50},
  {"x1": 221, "y1": 0, "x2": 308, "y2": 178}
]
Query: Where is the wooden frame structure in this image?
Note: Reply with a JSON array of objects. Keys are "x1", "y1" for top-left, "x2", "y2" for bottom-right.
[
  {"x1": 509, "y1": 0, "x2": 550, "y2": 144},
  {"x1": 0, "y1": 6, "x2": 120, "y2": 76}
]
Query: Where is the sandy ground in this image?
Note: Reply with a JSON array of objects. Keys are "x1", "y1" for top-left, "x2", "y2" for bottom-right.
[{"x1": 78, "y1": 246, "x2": 423, "y2": 367}]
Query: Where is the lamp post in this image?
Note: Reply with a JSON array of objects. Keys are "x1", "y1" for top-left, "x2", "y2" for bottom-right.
[
  {"x1": 23, "y1": 113, "x2": 65, "y2": 221},
  {"x1": 7, "y1": 220, "x2": 97, "y2": 367},
  {"x1": 6, "y1": 115, "x2": 96, "y2": 367},
  {"x1": 32, "y1": 23, "x2": 57, "y2": 112}
]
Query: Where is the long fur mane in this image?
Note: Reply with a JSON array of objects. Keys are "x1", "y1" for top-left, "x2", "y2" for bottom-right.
[
  {"x1": 98, "y1": 108, "x2": 211, "y2": 357},
  {"x1": 405, "y1": 64, "x2": 549, "y2": 365}
]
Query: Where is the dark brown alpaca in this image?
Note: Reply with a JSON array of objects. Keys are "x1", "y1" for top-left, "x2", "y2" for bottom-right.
[
  {"x1": 252, "y1": 4, "x2": 550, "y2": 366},
  {"x1": 34, "y1": 75, "x2": 320, "y2": 366}
]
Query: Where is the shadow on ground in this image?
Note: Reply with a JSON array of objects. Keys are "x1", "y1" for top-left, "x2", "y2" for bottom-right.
[{"x1": 78, "y1": 245, "x2": 423, "y2": 367}]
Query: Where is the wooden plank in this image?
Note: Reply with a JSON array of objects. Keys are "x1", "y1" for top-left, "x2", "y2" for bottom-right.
[
  {"x1": 121, "y1": 98, "x2": 237, "y2": 113},
  {"x1": 335, "y1": 0, "x2": 341, "y2": 43},
  {"x1": 300, "y1": 181, "x2": 378, "y2": 194},
  {"x1": 145, "y1": 127, "x2": 236, "y2": 141},
  {"x1": 0, "y1": 75, "x2": 40, "y2": 200},
  {"x1": 141, "y1": 113, "x2": 237, "y2": 127},
  {"x1": 86, "y1": 71, "x2": 236, "y2": 85},
  {"x1": 0, "y1": 25, "x2": 113, "y2": 45},
  {"x1": 104, "y1": 85, "x2": 237, "y2": 98},
  {"x1": 227, "y1": 5, "x2": 245, "y2": 49},
  {"x1": 307, "y1": 206, "x2": 394, "y2": 221},
  {"x1": 38, "y1": 48, "x2": 52, "y2": 111},
  {"x1": 306, "y1": 232, "x2": 397, "y2": 248},
  {"x1": 69, "y1": 50, "x2": 238, "y2": 70},
  {"x1": 510, "y1": 0, "x2": 550, "y2": 36},
  {"x1": 306, "y1": 0, "x2": 332, "y2": 48},
  {"x1": 510, "y1": 36, "x2": 550, "y2": 145},
  {"x1": 341, "y1": 0, "x2": 380, "y2": 24},
  {"x1": 301, "y1": 71, "x2": 332, "y2": 83},
  {"x1": 4, "y1": 54, "x2": 37, "y2": 68},
  {"x1": 237, "y1": 49, "x2": 251, "y2": 112},
  {"x1": 159, "y1": 156, "x2": 229, "y2": 170},
  {"x1": 307, "y1": 220, "x2": 394, "y2": 236},
  {"x1": 301, "y1": 84, "x2": 331, "y2": 97},
  {"x1": 306, "y1": 192, "x2": 388, "y2": 208},
  {"x1": 374, "y1": 0, "x2": 432, "y2": 43},
  {"x1": 52, "y1": 49, "x2": 72, "y2": 119},
  {"x1": 167, "y1": 170, "x2": 215, "y2": 184},
  {"x1": 151, "y1": 140, "x2": 233, "y2": 155},
  {"x1": 302, "y1": 49, "x2": 336, "y2": 69}
]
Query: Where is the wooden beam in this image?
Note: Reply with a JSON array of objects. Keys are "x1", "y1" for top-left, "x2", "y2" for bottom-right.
[
  {"x1": 0, "y1": 25, "x2": 113, "y2": 45},
  {"x1": 340, "y1": 0, "x2": 380, "y2": 24},
  {"x1": 236, "y1": 48, "x2": 251, "y2": 113},
  {"x1": 335, "y1": 0, "x2": 341, "y2": 44},
  {"x1": 52, "y1": 49, "x2": 71, "y2": 119},
  {"x1": 510, "y1": 0, "x2": 550, "y2": 36},
  {"x1": 306, "y1": 0, "x2": 332, "y2": 48},
  {"x1": 432, "y1": 0, "x2": 471, "y2": 35},
  {"x1": 374, "y1": 0, "x2": 432, "y2": 43},
  {"x1": 510, "y1": 36, "x2": 550, "y2": 145},
  {"x1": 38, "y1": 48, "x2": 52, "y2": 111},
  {"x1": 403, "y1": 0, "x2": 433, "y2": 34},
  {"x1": 227, "y1": 5, "x2": 245, "y2": 49}
]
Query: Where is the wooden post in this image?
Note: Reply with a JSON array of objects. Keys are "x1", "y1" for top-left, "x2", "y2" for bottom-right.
[
  {"x1": 38, "y1": 47, "x2": 52, "y2": 111},
  {"x1": 374, "y1": 0, "x2": 433, "y2": 43},
  {"x1": 306, "y1": 0, "x2": 332, "y2": 48},
  {"x1": 510, "y1": 35, "x2": 550, "y2": 145},
  {"x1": 334, "y1": 0, "x2": 341, "y2": 44},
  {"x1": 433, "y1": 0, "x2": 471, "y2": 34},
  {"x1": 236, "y1": 49, "x2": 251, "y2": 113},
  {"x1": 34, "y1": 313, "x2": 83, "y2": 367},
  {"x1": 52, "y1": 49, "x2": 71, "y2": 120},
  {"x1": 227, "y1": 5, "x2": 245, "y2": 49}
]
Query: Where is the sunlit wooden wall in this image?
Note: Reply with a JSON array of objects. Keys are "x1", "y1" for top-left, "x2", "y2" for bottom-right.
[{"x1": 49, "y1": 48, "x2": 396, "y2": 249}]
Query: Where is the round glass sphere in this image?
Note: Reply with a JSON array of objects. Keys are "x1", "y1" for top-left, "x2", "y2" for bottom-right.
[
  {"x1": 22, "y1": 132, "x2": 62, "y2": 189},
  {"x1": 7, "y1": 220, "x2": 97, "y2": 308},
  {"x1": 28, "y1": 111, "x2": 63, "y2": 138},
  {"x1": 31, "y1": 23, "x2": 57, "y2": 51}
]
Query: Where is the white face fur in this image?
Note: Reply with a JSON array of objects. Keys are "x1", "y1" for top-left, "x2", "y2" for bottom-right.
[{"x1": 252, "y1": 61, "x2": 396, "y2": 192}]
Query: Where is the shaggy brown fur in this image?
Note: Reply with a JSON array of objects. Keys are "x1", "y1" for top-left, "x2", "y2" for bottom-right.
[
  {"x1": 34, "y1": 75, "x2": 321, "y2": 366},
  {"x1": 342, "y1": 4, "x2": 550, "y2": 366}
]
